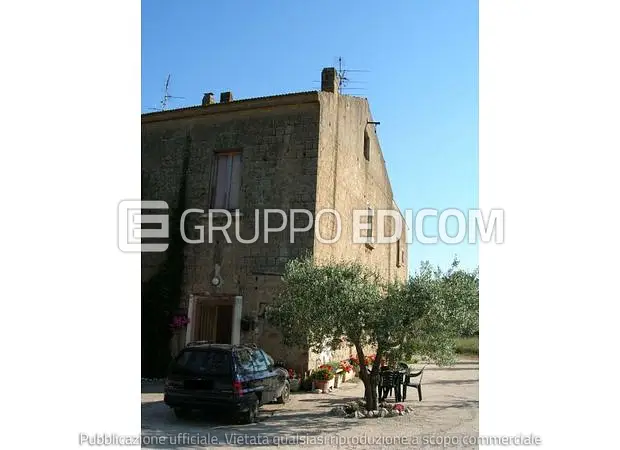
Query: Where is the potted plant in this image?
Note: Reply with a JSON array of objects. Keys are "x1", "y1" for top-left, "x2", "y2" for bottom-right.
[
  {"x1": 169, "y1": 313, "x2": 190, "y2": 332},
  {"x1": 349, "y1": 356, "x2": 360, "y2": 376},
  {"x1": 340, "y1": 360, "x2": 353, "y2": 381},
  {"x1": 287, "y1": 368, "x2": 301, "y2": 391},
  {"x1": 311, "y1": 367, "x2": 335, "y2": 393},
  {"x1": 240, "y1": 315, "x2": 256, "y2": 332},
  {"x1": 301, "y1": 377, "x2": 313, "y2": 391}
]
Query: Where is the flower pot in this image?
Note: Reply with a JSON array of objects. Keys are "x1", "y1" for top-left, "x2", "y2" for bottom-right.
[
  {"x1": 289, "y1": 379, "x2": 301, "y2": 392},
  {"x1": 313, "y1": 379, "x2": 333, "y2": 393}
]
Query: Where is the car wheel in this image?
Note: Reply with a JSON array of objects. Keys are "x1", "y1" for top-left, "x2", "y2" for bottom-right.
[
  {"x1": 173, "y1": 407, "x2": 191, "y2": 420},
  {"x1": 240, "y1": 395, "x2": 259, "y2": 424},
  {"x1": 277, "y1": 380, "x2": 291, "y2": 404}
]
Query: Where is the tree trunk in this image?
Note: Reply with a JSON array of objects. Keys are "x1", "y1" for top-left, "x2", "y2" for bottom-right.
[
  {"x1": 364, "y1": 374, "x2": 379, "y2": 411},
  {"x1": 355, "y1": 343, "x2": 381, "y2": 411}
]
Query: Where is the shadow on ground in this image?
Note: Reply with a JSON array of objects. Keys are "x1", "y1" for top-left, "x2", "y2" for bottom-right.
[
  {"x1": 413, "y1": 399, "x2": 479, "y2": 413},
  {"x1": 141, "y1": 400, "x2": 358, "y2": 448},
  {"x1": 424, "y1": 379, "x2": 478, "y2": 386}
]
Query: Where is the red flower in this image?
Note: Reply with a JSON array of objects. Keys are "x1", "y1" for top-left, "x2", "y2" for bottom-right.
[{"x1": 169, "y1": 314, "x2": 190, "y2": 330}]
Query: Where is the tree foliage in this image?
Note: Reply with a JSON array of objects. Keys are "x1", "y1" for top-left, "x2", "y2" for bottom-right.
[{"x1": 266, "y1": 256, "x2": 478, "y2": 409}]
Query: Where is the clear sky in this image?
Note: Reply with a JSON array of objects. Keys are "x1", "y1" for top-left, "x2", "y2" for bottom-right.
[{"x1": 142, "y1": 0, "x2": 479, "y2": 273}]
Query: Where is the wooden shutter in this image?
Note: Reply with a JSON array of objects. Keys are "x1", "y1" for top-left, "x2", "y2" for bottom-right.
[
  {"x1": 228, "y1": 153, "x2": 242, "y2": 209},
  {"x1": 212, "y1": 154, "x2": 229, "y2": 209}
]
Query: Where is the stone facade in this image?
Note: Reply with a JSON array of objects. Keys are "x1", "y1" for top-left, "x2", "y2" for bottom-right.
[{"x1": 142, "y1": 69, "x2": 408, "y2": 375}]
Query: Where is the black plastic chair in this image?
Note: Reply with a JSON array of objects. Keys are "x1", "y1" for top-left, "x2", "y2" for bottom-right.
[
  {"x1": 403, "y1": 365, "x2": 427, "y2": 401},
  {"x1": 378, "y1": 368, "x2": 407, "y2": 402},
  {"x1": 379, "y1": 368, "x2": 395, "y2": 401},
  {"x1": 392, "y1": 370, "x2": 406, "y2": 402}
]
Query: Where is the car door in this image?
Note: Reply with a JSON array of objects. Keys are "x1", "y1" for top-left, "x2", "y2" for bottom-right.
[
  {"x1": 250, "y1": 349, "x2": 277, "y2": 403},
  {"x1": 261, "y1": 350, "x2": 286, "y2": 397}
]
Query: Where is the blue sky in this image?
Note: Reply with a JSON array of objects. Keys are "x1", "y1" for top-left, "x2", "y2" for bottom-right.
[{"x1": 142, "y1": 0, "x2": 478, "y2": 272}]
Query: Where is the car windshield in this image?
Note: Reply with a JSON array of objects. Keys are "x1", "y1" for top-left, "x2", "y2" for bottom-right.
[{"x1": 172, "y1": 349, "x2": 232, "y2": 376}]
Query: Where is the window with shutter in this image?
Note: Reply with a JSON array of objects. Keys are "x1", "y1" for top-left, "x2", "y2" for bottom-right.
[{"x1": 211, "y1": 151, "x2": 242, "y2": 209}]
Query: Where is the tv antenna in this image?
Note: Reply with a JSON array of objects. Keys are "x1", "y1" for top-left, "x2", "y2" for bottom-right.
[
  {"x1": 312, "y1": 57, "x2": 370, "y2": 93},
  {"x1": 336, "y1": 56, "x2": 369, "y2": 91},
  {"x1": 147, "y1": 74, "x2": 185, "y2": 111}
]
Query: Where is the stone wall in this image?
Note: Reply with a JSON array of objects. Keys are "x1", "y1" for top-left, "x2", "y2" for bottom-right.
[
  {"x1": 142, "y1": 94, "x2": 321, "y2": 371},
  {"x1": 314, "y1": 92, "x2": 408, "y2": 282}
]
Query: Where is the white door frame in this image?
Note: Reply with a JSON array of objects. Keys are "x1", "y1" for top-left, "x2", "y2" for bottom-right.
[
  {"x1": 185, "y1": 294, "x2": 196, "y2": 344},
  {"x1": 231, "y1": 296, "x2": 243, "y2": 345},
  {"x1": 185, "y1": 294, "x2": 242, "y2": 345}
]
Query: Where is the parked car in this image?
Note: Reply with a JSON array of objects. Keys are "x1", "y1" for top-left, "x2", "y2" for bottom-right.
[{"x1": 163, "y1": 342, "x2": 291, "y2": 423}]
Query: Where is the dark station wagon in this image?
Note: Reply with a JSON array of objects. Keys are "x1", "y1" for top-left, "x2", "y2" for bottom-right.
[{"x1": 164, "y1": 342, "x2": 291, "y2": 423}]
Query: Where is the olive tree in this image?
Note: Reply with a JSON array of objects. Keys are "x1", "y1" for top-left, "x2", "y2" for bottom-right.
[{"x1": 266, "y1": 256, "x2": 478, "y2": 410}]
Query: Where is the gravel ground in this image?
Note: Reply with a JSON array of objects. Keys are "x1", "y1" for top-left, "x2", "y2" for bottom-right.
[{"x1": 141, "y1": 358, "x2": 478, "y2": 449}]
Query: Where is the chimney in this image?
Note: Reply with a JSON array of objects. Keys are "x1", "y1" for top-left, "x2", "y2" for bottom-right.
[
  {"x1": 321, "y1": 67, "x2": 340, "y2": 94},
  {"x1": 202, "y1": 93, "x2": 215, "y2": 106},
  {"x1": 220, "y1": 91, "x2": 233, "y2": 103}
]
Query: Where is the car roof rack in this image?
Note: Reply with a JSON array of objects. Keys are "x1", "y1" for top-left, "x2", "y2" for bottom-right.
[
  {"x1": 185, "y1": 341, "x2": 260, "y2": 350},
  {"x1": 186, "y1": 340, "x2": 212, "y2": 347}
]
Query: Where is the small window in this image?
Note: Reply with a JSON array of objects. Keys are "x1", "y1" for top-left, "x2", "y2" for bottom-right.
[
  {"x1": 366, "y1": 207, "x2": 374, "y2": 244},
  {"x1": 396, "y1": 239, "x2": 406, "y2": 267},
  {"x1": 363, "y1": 131, "x2": 370, "y2": 161},
  {"x1": 211, "y1": 151, "x2": 242, "y2": 209}
]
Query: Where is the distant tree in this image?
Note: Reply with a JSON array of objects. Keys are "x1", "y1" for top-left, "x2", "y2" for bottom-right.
[
  {"x1": 380, "y1": 259, "x2": 479, "y2": 365},
  {"x1": 267, "y1": 256, "x2": 478, "y2": 410}
]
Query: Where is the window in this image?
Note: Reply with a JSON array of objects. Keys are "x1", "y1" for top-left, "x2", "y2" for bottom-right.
[
  {"x1": 233, "y1": 348, "x2": 269, "y2": 373},
  {"x1": 211, "y1": 151, "x2": 242, "y2": 209},
  {"x1": 234, "y1": 349, "x2": 256, "y2": 374},
  {"x1": 363, "y1": 131, "x2": 370, "y2": 161},
  {"x1": 365, "y1": 207, "x2": 374, "y2": 247},
  {"x1": 261, "y1": 351, "x2": 274, "y2": 368},
  {"x1": 172, "y1": 349, "x2": 232, "y2": 376},
  {"x1": 250, "y1": 349, "x2": 269, "y2": 372},
  {"x1": 396, "y1": 239, "x2": 402, "y2": 267}
]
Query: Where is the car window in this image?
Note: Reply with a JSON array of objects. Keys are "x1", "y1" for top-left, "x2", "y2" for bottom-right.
[
  {"x1": 173, "y1": 350, "x2": 231, "y2": 376},
  {"x1": 251, "y1": 349, "x2": 269, "y2": 372},
  {"x1": 262, "y1": 351, "x2": 274, "y2": 367},
  {"x1": 234, "y1": 349, "x2": 255, "y2": 374}
]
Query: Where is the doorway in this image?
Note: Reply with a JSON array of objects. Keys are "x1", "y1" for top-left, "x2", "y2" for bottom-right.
[{"x1": 193, "y1": 296, "x2": 234, "y2": 344}]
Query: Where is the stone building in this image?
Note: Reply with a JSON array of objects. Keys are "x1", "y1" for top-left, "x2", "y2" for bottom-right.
[{"x1": 141, "y1": 67, "x2": 408, "y2": 374}]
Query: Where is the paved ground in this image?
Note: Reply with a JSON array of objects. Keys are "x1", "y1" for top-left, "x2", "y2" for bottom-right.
[{"x1": 141, "y1": 359, "x2": 478, "y2": 449}]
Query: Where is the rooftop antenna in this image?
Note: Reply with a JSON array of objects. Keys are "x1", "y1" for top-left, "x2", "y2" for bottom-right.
[
  {"x1": 148, "y1": 74, "x2": 185, "y2": 111},
  {"x1": 336, "y1": 56, "x2": 369, "y2": 92},
  {"x1": 312, "y1": 57, "x2": 370, "y2": 92}
]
